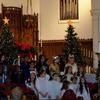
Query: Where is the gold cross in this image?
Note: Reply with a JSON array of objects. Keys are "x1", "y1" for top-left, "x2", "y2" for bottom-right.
[{"x1": 3, "y1": 16, "x2": 9, "y2": 24}]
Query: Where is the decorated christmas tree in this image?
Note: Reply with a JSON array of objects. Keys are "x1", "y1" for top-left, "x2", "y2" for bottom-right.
[
  {"x1": 64, "y1": 20, "x2": 86, "y2": 66},
  {"x1": 0, "y1": 17, "x2": 17, "y2": 64}
]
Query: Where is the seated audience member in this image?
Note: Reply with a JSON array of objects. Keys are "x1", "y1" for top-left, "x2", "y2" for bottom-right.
[
  {"x1": 65, "y1": 54, "x2": 78, "y2": 74},
  {"x1": 61, "y1": 80, "x2": 77, "y2": 100},
  {"x1": 77, "y1": 76, "x2": 91, "y2": 100}
]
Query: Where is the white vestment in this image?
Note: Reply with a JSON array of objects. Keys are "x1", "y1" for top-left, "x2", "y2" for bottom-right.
[
  {"x1": 36, "y1": 77, "x2": 49, "y2": 100},
  {"x1": 48, "y1": 80, "x2": 62, "y2": 99},
  {"x1": 69, "y1": 83, "x2": 78, "y2": 95},
  {"x1": 77, "y1": 85, "x2": 91, "y2": 100}
]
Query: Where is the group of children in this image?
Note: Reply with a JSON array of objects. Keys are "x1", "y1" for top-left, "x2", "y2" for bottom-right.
[
  {"x1": 24, "y1": 54, "x2": 92, "y2": 100},
  {"x1": 0, "y1": 54, "x2": 96, "y2": 100}
]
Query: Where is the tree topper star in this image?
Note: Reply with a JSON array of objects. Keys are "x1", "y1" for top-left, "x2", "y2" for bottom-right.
[
  {"x1": 67, "y1": 20, "x2": 73, "y2": 26},
  {"x1": 3, "y1": 16, "x2": 9, "y2": 24}
]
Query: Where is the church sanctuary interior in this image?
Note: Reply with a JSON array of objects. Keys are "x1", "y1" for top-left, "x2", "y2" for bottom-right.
[{"x1": 0, "y1": 0, "x2": 100, "y2": 100}]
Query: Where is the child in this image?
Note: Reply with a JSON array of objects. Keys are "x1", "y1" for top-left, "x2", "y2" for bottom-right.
[
  {"x1": 69, "y1": 76, "x2": 78, "y2": 95},
  {"x1": 77, "y1": 76, "x2": 91, "y2": 100},
  {"x1": 36, "y1": 70, "x2": 50, "y2": 100},
  {"x1": 49, "y1": 73, "x2": 62, "y2": 99},
  {"x1": 64, "y1": 66, "x2": 73, "y2": 82},
  {"x1": 25, "y1": 71, "x2": 38, "y2": 96},
  {"x1": 60, "y1": 80, "x2": 77, "y2": 100}
]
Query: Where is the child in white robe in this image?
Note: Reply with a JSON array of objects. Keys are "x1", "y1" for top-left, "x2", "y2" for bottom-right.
[
  {"x1": 48, "y1": 73, "x2": 62, "y2": 99},
  {"x1": 25, "y1": 71, "x2": 38, "y2": 96},
  {"x1": 64, "y1": 66, "x2": 73, "y2": 82},
  {"x1": 36, "y1": 70, "x2": 50, "y2": 100},
  {"x1": 69, "y1": 76, "x2": 78, "y2": 95},
  {"x1": 64, "y1": 54, "x2": 78, "y2": 74},
  {"x1": 77, "y1": 76, "x2": 91, "y2": 100},
  {"x1": 59, "y1": 80, "x2": 71, "y2": 99}
]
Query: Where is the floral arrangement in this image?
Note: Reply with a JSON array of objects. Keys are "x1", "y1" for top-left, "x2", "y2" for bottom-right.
[
  {"x1": 0, "y1": 83, "x2": 33, "y2": 96},
  {"x1": 16, "y1": 42, "x2": 38, "y2": 58}
]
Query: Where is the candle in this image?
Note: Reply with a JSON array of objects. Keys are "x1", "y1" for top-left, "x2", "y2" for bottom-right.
[
  {"x1": 18, "y1": 55, "x2": 20, "y2": 66},
  {"x1": 34, "y1": 55, "x2": 37, "y2": 61},
  {"x1": 89, "y1": 66, "x2": 90, "y2": 73},
  {"x1": 40, "y1": 39, "x2": 42, "y2": 47},
  {"x1": 99, "y1": 42, "x2": 100, "y2": 53},
  {"x1": 86, "y1": 66, "x2": 88, "y2": 73}
]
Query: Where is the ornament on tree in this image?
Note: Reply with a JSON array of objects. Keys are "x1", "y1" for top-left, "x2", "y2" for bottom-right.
[{"x1": 3, "y1": 16, "x2": 9, "y2": 25}]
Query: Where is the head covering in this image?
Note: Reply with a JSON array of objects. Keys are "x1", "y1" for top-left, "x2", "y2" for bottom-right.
[
  {"x1": 65, "y1": 63, "x2": 72, "y2": 68},
  {"x1": 52, "y1": 56, "x2": 59, "y2": 63},
  {"x1": 68, "y1": 54, "x2": 74, "y2": 59},
  {"x1": 30, "y1": 71, "x2": 36, "y2": 75},
  {"x1": 60, "y1": 72, "x2": 64, "y2": 76}
]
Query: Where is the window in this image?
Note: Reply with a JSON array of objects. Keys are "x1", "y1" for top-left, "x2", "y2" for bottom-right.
[{"x1": 60, "y1": 0, "x2": 79, "y2": 20}]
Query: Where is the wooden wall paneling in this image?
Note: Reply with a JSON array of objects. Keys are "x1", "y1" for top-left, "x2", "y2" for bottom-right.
[
  {"x1": 0, "y1": 13, "x2": 3, "y2": 33},
  {"x1": 39, "y1": 39, "x2": 93, "y2": 66},
  {"x1": 22, "y1": 14, "x2": 38, "y2": 47},
  {"x1": 32, "y1": 13, "x2": 38, "y2": 47}
]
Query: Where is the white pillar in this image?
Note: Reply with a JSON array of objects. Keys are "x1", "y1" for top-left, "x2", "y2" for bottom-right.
[{"x1": 91, "y1": 9, "x2": 100, "y2": 68}]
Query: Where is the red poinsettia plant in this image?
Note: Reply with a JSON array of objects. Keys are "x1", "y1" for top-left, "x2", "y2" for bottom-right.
[{"x1": 16, "y1": 42, "x2": 37, "y2": 58}]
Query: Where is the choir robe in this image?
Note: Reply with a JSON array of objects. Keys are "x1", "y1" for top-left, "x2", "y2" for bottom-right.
[
  {"x1": 77, "y1": 85, "x2": 91, "y2": 100},
  {"x1": 72, "y1": 63, "x2": 78, "y2": 74},
  {"x1": 69, "y1": 83, "x2": 78, "y2": 95},
  {"x1": 25, "y1": 81, "x2": 38, "y2": 96},
  {"x1": 60, "y1": 89, "x2": 66, "y2": 99},
  {"x1": 36, "y1": 77, "x2": 50, "y2": 100},
  {"x1": 65, "y1": 63, "x2": 78, "y2": 74},
  {"x1": 66, "y1": 73, "x2": 73, "y2": 82},
  {"x1": 48, "y1": 80, "x2": 62, "y2": 99}
]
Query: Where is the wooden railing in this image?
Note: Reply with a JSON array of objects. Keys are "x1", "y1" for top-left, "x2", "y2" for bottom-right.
[
  {"x1": 80, "y1": 39, "x2": 93, "y2": 66},
  {"x1": 38, "y1": 39, "x2": 93, "y2": 66}
]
